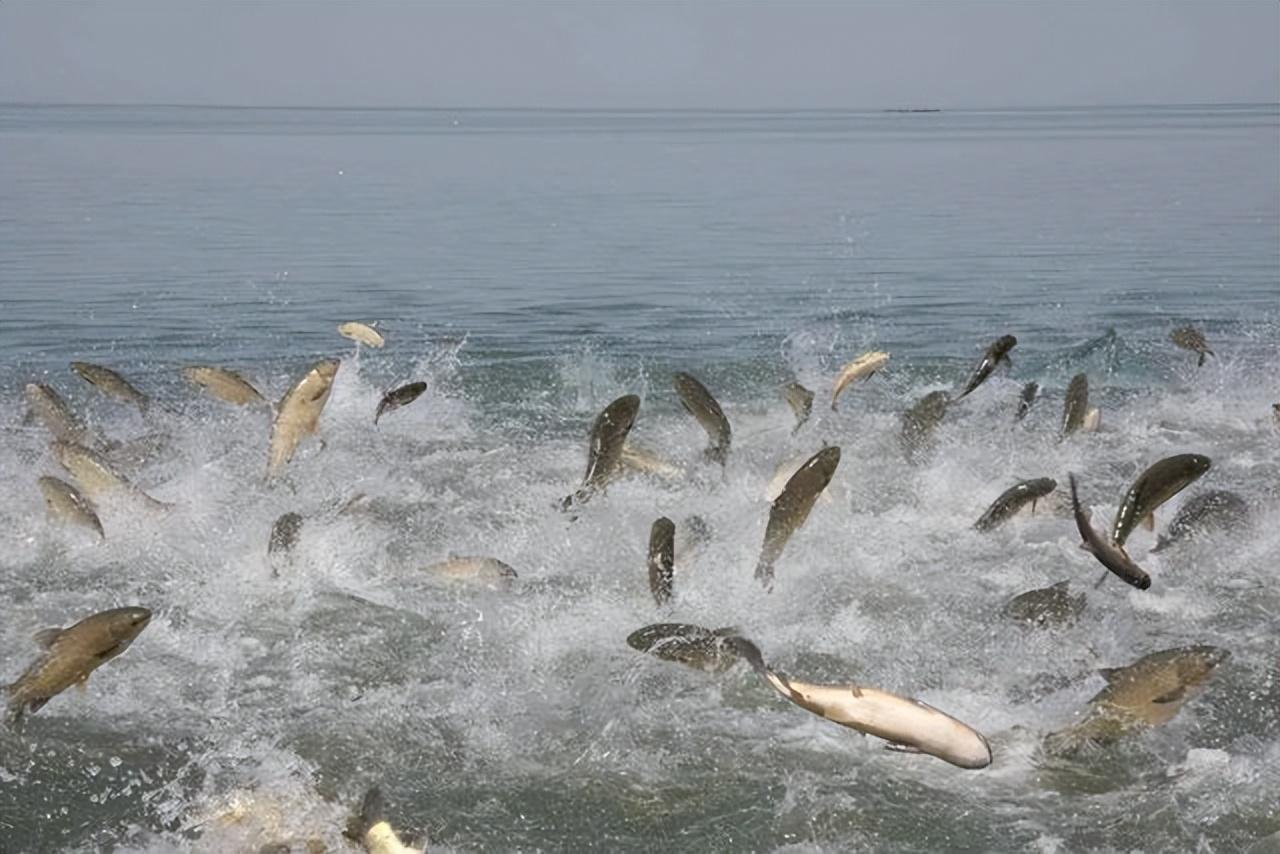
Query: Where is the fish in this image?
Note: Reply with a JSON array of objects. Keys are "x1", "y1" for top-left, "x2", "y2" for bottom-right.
[
  {"x1": 766, "y1": 451, "x2": 835, "y2": 506},
  {"x1": 831, "y1": 351, "x2": 889, "y2": 411},
  {"x1": 731, "y1": 637, "x2": 993, "y2": 769},
  {"x1": 70, "y1": 361, "x2": 150, "y2": 411},
  {"x1": 181, "y1": 366, "x2": 266, "y2": 406},
  {"x1": 956, "y1": 335, "x2": 1017, "y2": 400},
  {"x1": 1150, "y1": 490, "x2": 1250, "y2": 552},
  {"x1": 1059, "y1": 373, "x2": 1089, "y2": 439},
  {"x1": 647, "y1": 517, "x2": 675, "y2": 605},
  {"x1": 560, "y1": 394, "x2": 641, "y2": 511},
  {"x1": 899, "y1": 390, "x2": 950, "y2": 463},
  {"x1": 1081, "y1": 407, "x2": 1101, "y2": 432},
  {"x1": 37, "y1": 476, "x2": 105, "y2": 540},
  {"x1": 618, "y1": 443, "x2": 685, "y2": 480},
  {"x1": 625, "y1": 623, "x2": 742, "y2": 673},
  {"x1": 267, "y1": 512, "x2": 304, "y2": 575},
  {"x1": 973, "y1": 477, "x2": 1058, "y2": 531},
  {"x1": 25, "y1": 383, "x2": 94, "y2": 445},
  {"x1": 1003, "y1": 581, "x2": 1085, "y2": 627},
  {"x1": 374, "y1": 381, "x2": 427, "y2": 425},
  {"x1": 347, "y1": 787, "x2": 422, "y2": 854},
  {"x1": 421, "y1": 556, "x2": 518, "y2": 585},
  {"x1": 338, "y1": 322, "x2": 385, "y2": 348},
  {"x1": 782, "y1": 382, "x2": 814, "y2": 432},
  {"x1": 1169, "y1": 326, "x2": 1213, "y2": 367},
  {"x1": 1111, "y1": 453, "x2": 1212, "y2": 547},
  {"x1": 51, "y1": 439, "x2": 173, "y2": 512},
  {"x1": 1014, "y1": 381, "x2": 1039, "y2": 422},
  {"x1": 1068, "y1": 473, "x2": 1151, "y2": 590},
  {"x1": 672, "y1": 372, "x2": 731, "y2": 465},
  {"x1": 1044, "y1": 645, "x2": 1228, "y2": 757},
  {"x1": 754, "y1": 446, "x2": 840, "y2": 588},
  {"x1": 5, "y1": 606, "x2": 152, "y2": 731},
  {"x1": 267, "y1": 359, "x2": 340, "y2": 478}
]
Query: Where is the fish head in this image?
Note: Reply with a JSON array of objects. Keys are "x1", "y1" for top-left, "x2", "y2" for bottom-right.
[
  {"x1": 312, "y1": 359, "x2": 340, "y2": 383},
  {"x1": 993, "y1": 334, "x2": 1018, "y2": 353},
  {"x1": 104, "y1": 607, "x2": 153, "y2": 643}
]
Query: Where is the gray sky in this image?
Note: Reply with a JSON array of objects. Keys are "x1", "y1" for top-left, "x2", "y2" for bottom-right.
[{"x1": 1, "y1": 1, "x2": 1276, "y2": 109}]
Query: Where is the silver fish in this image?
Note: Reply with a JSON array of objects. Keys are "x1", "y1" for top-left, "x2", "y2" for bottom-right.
[
  {"x1": 1068, "y1": 473, "x2": 1150, "y2": 590},
  {"x1": 37, "y1": 476, "x2": 104, "y2": 540},
  {"x1": 182, "y1": 366, "x2": 265, "y2": 406},
  {"x1": 673, "y1": 372, "x2": 731, "y2": 465},
  {"x1": 25, "y1": 383, "x2": 94, "y2": 445},
  {"x1": 267, "y1": 359, "x2": 340, "y2": 478},
  {"x1": 755, "y1": 446, "x2": 840, "y2": 588},
  {"x1": 955, "y1": 335, "x2": 1016, "y2": 399},
  {"x1": 374, "y1": 381, "x2": 427, "y2": 425},
  {"x1": 70, "y1": 361, "x2": 149, "y2": 410},
  {"x1": 338, "y1": 321, "x2": 385, "y2": 348},
  {"x1": 831, "y1": 351, "x2": 889, "y2": 411},
  {"x1": 560, "y1": 394, "x2": 640, "y2": 511},
  {"x1": 647, "y1": 517, "x2": 675, "y2": 605},
  {"x1": 421, "y1": 556, "x2": 517, "y2": 585},
  {"x1": 5, "y1": 606, "x2": 152, "y2": 731},
  {"x1": 1044, "y1": 645, "x2": 1228, "y2": 756},
  {"x1": 732, "y1": 637, "x2": 993, "y2": 769},
  {"x1": 1060, "y1": 373, "x2": 1089, "y2": 440},
  {"x1": 51, "y1": 440, "x2": 172, "y2": 512},
  {"x1": 1111, "y1": 453, "x2": 1212, "y2": 547},
  {"x1": 973, "y1": 477, "x2": 1057, "y2": 531},
  {"x1": 1150, "y1": 490, "x2": 1249, "y2": 552}
]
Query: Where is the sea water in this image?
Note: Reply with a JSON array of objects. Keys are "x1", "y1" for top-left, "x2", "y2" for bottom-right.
[{"x1": 0, "y1": 103, "x2": 1277, "y2": 851}]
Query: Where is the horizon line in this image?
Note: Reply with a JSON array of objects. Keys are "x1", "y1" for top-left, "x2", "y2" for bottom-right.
[{"x1": 2, "y1": 98, "x2": 1277, "y2": 114}]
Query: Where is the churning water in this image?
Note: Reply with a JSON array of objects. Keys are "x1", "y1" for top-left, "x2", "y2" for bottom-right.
[{"x1": 0, "y1": 103, "x2": 1278, "y2": 852}]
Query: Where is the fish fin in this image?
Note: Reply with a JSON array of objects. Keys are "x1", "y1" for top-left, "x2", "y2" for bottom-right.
[
  {"x1": 27, "y1": 697, "x2": 50, "y2": 714},
  {"x1": 33, "y1": 628, "x2": 62, "y2": 648},
  {"x1": 1142, "y1": 513, "x2": 1155, "y2": 531},
  {"x1": 1197, "y1": 351, "x2": 1206, "y2": 367},
  {"x1": 1098, "y1": 667, "x2": 1124, "y2": 683},
  {"x1": 850, "y1": 684, "x2": 864, "y2": 699},
  {"x1": 1031, "y1": 498, "x2": 1038, "y2": 514},
  {"x1": 1152, "y1": 687, "x2": 1187, "y2": 704},
  {"x1": 884, "y1": 741, "x2": 922, "y2": 754}
]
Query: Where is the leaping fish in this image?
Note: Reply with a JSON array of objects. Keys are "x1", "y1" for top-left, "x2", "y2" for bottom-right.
[
  {"x1": 1169, "y1": 326, "x2": 1213, "y2": 367},
  {"x1": 672, "y1": 372, "x2": 731, "y2": 466},
  {"x1": 267, "y1": 359, "x2": 340, "y2": 478},
  {"x1": 782, "y1": 382, "x2": 814, "y2": 433},
  {"x1": 560, "y1": 394, "x2": 640, "y2": 511},
  {"x1": 374, "y1": 381, "x2": 427, "y2": 425},
  {"x1": 181, "y1": 366, "x2": 266, "y2": 406},
  {"x1": 338, "y1": 322, "x2": 385, "y2": 348},
  {"x1": 955, "y1": 335, "x2": 1016, "y2": 400},
  {"x1": 70, "y1": 361, "x2": 150, "y2": 411},
  {"x1": 647, "y1": 516, "x2": 675, "y2": 605},
  {"x1": 51, "y1": 440, "x2": 172, "y2": 512},
  {"x1": 831, "y1": 351, "x2": 889, "y2": 411},
  {"x1": 731, "y1": 637, "x2": 993, "y2": 769},
  {"x1": 37, "y1": 476, "x2": 105, "y2": 540},
  {"x1": 754, "y1": 446, "x2": 840, "y2": 589},
  {"x1": 1110, "y1": 453, "x2": 1212, "y2": 547},
  {"x1": 1068, "y1": 473, "x2": 1150, "y2": 590}
]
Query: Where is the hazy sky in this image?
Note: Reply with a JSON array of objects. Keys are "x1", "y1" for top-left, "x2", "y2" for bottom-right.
[{"x1": 1, "y1": 1, "x2": 1276, "y2": 109}]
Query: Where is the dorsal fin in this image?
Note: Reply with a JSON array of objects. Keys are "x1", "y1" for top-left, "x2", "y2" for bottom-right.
[{"x1": 33, "y1": 628, "x2": 62, "y2": 648}]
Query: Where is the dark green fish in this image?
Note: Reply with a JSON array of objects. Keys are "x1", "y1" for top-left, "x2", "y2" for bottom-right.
[
  {"x1": 374, "y1": 381, "x2": 428, "y2": 425},
  {"x1": 1111, "y1": 453, "x2": 1212, "y2": 547},
  {"x1": 673, "y1": 372, "x2": 731, "y2": 465},
  {"x1": 1060, "y1": 373, "x2": 1089, "y2": 440},
  {"x1": 1003, "y1": 581, "x2": 1085, "y2": 627},
  {"x1": 1014, "y1": 381, "x2": 1039, "y2": 422},
  {"x1": 900, "y1": 390, "x2": 950, "y2": 463},
  {"x1": 70, "y1": 361, "x2": 150, "y2": 411},
  {"x1": 956, "y1": 335, "x2": 1016, "y2": 399},
  {"x1": 647, "y1": 516, "x2": 675, "y2": 605},
  {"x1": 1169, "y1": 326, "x2": 1213, "y2": 367},
  {"x1": 626, "y1": 623, "x2": 742, "y2": 673},
  {"x1": 560, "y1": 394, "x2": 641, "y2": 511},
  {"x1": 973, "y1": 477, "x2": 1057, "y2": 531},
  {"x1": 755, "y1": 446, "x2": 840, "y2": 588},
  {"x1": 1150, "y1": 490, "x2": 1249, "y2": 552}
]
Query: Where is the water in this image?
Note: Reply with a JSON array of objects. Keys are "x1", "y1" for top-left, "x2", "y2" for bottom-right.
[{"x1": 0, "y1": 103, "x2": 1278, "y2": 852}]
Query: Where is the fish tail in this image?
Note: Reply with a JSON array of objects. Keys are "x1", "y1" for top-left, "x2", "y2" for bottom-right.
[
  {"x1": 345, "y1": 786, "x2": 385, "y2": 841},
  {"x1": 1197, "y1": 351, "x2": 1208, "y2": 367}
]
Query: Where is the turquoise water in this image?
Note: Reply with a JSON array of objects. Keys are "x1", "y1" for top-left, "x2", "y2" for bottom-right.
[{"x1": 0, "y1": 103, "x2": 1278, "y2": 852}]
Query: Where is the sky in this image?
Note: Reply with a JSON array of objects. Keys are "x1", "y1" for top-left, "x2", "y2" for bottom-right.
[{"x1": 0, "y1": 1, "x2": 1276, "y2": 109}]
